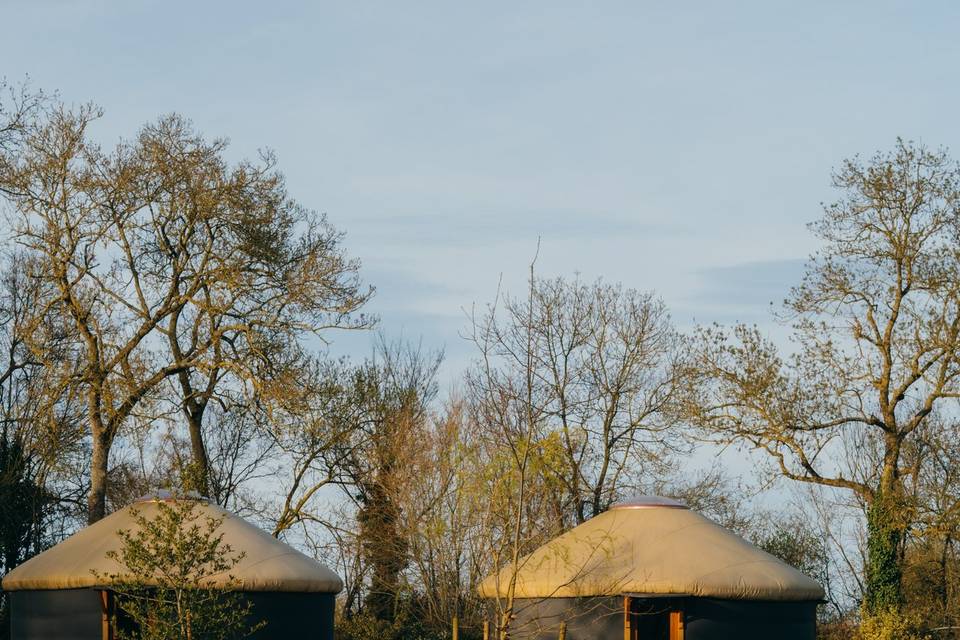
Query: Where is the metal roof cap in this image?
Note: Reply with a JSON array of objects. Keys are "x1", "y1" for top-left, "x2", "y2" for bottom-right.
[{"x1": 610, "y1": 495, "x2": 688, "y2": 510}]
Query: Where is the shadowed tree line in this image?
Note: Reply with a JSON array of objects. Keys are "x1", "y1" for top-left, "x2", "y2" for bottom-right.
[{"x1": 2, "y1": 82, "x2": 960, "y2": 640}]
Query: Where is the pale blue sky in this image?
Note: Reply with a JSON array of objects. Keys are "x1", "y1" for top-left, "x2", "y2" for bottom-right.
[{"x1": 4, "y1": 0, "x2": 960, "y2": 382}]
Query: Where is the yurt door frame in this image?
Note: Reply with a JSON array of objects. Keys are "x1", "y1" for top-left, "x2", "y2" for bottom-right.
[{"x1": 622, "y1": 596, "x2": 685, "y2": 640}]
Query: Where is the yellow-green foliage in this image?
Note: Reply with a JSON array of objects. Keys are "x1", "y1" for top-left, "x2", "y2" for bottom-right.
[
  {"x1": 479, "y1": 432, "x2": 568, "y2": 503},
  {"x1": 858, "y1": 608, "x2": 929, "y2": 640}
]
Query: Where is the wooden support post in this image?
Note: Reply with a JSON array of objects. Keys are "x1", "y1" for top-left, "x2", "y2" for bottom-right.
[
  {"x1": 452, "y1": 616, "x2": 459, "y2": 640},
  {"x1": 483, "y1": 620, "x2": 490, "y2": 640},
  {"x1": 558, "y1": 621, "x2": 567, "y2": 640},
  {"x1": 623, "y1": 595, "x2": 631, "y2": 640},
  {"x1": 99, "y1": 590, "x2": 114, "y2": 640},
  {"x1": 669, "y1": 610, "x2": 685, "y2": 640}
]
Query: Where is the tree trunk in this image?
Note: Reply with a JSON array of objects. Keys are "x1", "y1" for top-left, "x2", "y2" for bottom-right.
[
  {"x1": 184, "y1": 406, "x2": 210, "y2": 496},
  {"x1": 498, "y1": 612, "x2": 511, "y2": 640},
  {"x1": 938, "y1": 535, "x2": 951, "y2": 615},
  {"x1": 358, "y1": 482, "x2": 406, "y2": 622},
  {"x1": 88, "y1": 432, "x2": 109, "y2": 524},
  {"x1": 173, "y1": 355, "x2": 212, "y2": 497},
  {"x1": 864, "y1": 489, "x2": 904, "y2": 614}
]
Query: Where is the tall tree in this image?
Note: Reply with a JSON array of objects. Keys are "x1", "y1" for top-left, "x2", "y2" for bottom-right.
[
  {"x1": 344, "y1": 340, "x2": 442, "y2": 623},
  {"x1": 135, "y1": 117, "x2": 372, "y2": 497},
  {"x1": 0, "y1": 102, "x2": 370, "y2": 523},
  {"x1": 269, "y1": 340, "x2": 441, "y2": 626},
  {"x1": 680, "y1": 140, "x2": 960, "y2": 616}
]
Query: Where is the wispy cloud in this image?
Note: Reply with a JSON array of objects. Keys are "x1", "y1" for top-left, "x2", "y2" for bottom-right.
[
  {"x1": 694, "y1": 258, "x2": 806, "y2": 306},
  {"x1": 346, "y1": 207, "x2": 688, "y2": 249},
  {"x1": 675, "y1": 258, "x2": 807, "y2": 326}
]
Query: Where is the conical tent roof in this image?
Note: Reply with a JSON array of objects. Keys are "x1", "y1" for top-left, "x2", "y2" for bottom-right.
[
  {"x1": 2, "y1": 493, "x2": 343, "y2": 593},
  {"x1": 477, "y1": 496, "x2": 824, "y2": 601}
]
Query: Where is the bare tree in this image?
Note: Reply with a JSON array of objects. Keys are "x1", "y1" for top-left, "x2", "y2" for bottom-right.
[
  {"x1": 468, "y1": 273, "x2": 681, "y2": 534},
  {"x1": 679, "y1": 140, "x2": 960, "y2": 617},
  {"x1": 466, "y1": 255, "x2": 567, "y2": 640}
]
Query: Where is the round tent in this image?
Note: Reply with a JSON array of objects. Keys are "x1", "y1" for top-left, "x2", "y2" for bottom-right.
[
  {"x1": 478, "y1": 496, "x2": 824, "y2": 640},
  {"x1": 2, "y1": 492, "x2": 343, "y2": 640}
]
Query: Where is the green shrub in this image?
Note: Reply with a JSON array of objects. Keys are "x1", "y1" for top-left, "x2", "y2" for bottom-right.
[{"x1": 94, "y1": 498, "x2": 263, "y2": 640}]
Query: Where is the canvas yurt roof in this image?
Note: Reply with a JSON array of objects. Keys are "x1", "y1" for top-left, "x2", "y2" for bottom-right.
[
  {"x1": 478, "y1": 496, "x2": 824, "y2": 602},
  {"x1": 2, "y1": 492, "x2": 343, "y2": 593}
]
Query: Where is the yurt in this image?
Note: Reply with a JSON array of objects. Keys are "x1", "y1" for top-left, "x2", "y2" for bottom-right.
[
  {"x1": 478, "y1": 496, "x2": 824, "y2": 640},
  {"x1": 2, "y1": 492, "x2": 343, "y2": 640}
]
